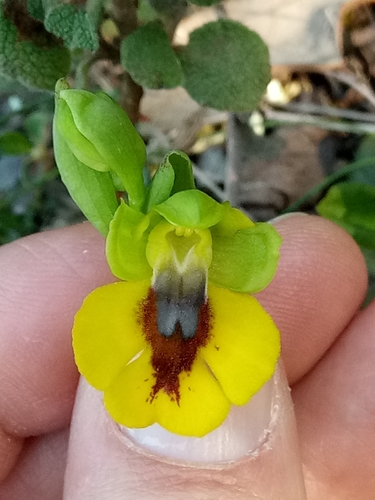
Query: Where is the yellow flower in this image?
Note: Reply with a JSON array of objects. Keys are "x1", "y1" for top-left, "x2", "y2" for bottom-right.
[
  {"x1": 73, "y1": 194, "x2": 281, "y2": 437},
  {"x1": 53, "y1": 83, "x2": 281, "y2": 438}
]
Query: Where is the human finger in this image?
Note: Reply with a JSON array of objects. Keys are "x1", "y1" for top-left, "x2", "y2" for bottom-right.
[
  {"x1": 293, "y1": 298, "x2": 375, "y2": 500},
  {"x1": 63, "y1": 214, "x2": 367, "y2": 499}
]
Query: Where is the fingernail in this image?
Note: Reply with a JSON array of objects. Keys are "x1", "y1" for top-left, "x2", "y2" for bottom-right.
[
  {"x1": 124, "y1": 374, "x2": 274, "y2": 463},
  {"x1": 64, "y1": 363, "x2": 307, "y2": 500}
]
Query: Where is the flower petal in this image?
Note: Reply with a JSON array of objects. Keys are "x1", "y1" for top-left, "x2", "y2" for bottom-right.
[
  {"x1": 154, "y1": 190, "x2": 227, "y2": 228},
  {"x1": 104, "y1": 352, "x2": 230, "y2": 437},
  {"x1": 73, "y1": 281, "x2": 149, "y2": 390},
  {"x1": 201, "y1": 284, "x2": 280, "y2": 406},
  {"x1": 209, "y1": 222, "x2": 282, "y2": 293},
  {"x1": 155, "y1": 357, "x2": 231, "y2": 437},
  {"x1": 106, "y1": 201, "x2": 153, "y2": 281},
  {"x1": 104, "y1": 348, "x2": 157, "y2": 429}
]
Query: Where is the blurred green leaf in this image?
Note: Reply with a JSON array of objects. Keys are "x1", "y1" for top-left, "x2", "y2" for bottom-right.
[
  {"x1": 149, "y1": 0, "x2": 186, "y2": 16},
  {"x1": 350, "y1": 135, "x2": 375, "y2": 185},
  {"x1": 0, "y1": 0, "x2": 70, "y2": 90},
  {"x1": 361, "y1": 247, "x2": 375, "y2": 306},
  {"x1": 43, "y1": 0, "x2": 104, "y2": 51},
  {"x1": 24, "y1": 111, "x2": 50, "y2": 144},
  {"x1": 0, "y1": 205, "x2": 36, "y2": 244},
  {"x1": 188, "y1": 0, "x2": 220, "y2": 5},
  {"x1": 121, "y1": 21, "x2": 183, "y2": 89},
  {"x1": 138, "y1": 0, "x2": 158, "y2": 23},
  {"x1": 317, "y1": 182, "x2": 375, "y2": 251},
  {"x1": 27, "y1": 0, "x2": 44, "y2": 20},
  {"x1": 179, "y1": 19, "x2": 271, "y2": 111},
  {"x1": 0, "y1": 132, "x2": 32, "y2": 154}
]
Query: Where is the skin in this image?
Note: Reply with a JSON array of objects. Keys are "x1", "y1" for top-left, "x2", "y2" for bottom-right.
[{"x1": 0, "y1": 213, "x2": 373, "y2": 499}]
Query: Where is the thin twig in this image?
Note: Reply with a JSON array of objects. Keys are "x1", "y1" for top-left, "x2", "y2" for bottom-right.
[
  {"x1": 264, "y1": 109, "x2": 375, "y2": 134},
  {"x1": 326, "y1": 70, "x2": 375, "y2": 109},
  {"x1": 282, "y1": 156, "x2": 375, "y2": 213},
  {"x1": 110, "y1": 0, "x2": 143, "y2": 123},
  {"x1": 192, "y1": 165, "x2": 226, "y2": 202},
  {"x1": 274, "y1": 102, "x2": 375, "y2": 123}
]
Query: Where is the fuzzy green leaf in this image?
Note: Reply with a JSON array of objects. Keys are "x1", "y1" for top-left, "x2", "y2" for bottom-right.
[
  {"x1": 188, "y1": 0, "x2": 220, "y2": 5},
  {"x1": 53, "y1": 118, "x2": 118, "y2": 237},
  {"x1": 121, "y1": 21, "x2": 183, "y2": 89},
  {"x1": 0, "y1": 132, "x2": 32, "y2": 155},
  {"x1": 179, "y1": 19, "x2": 271, "y2": 111},
  {"x1": 137, "y1": 0, "x2": 158, "y2": 23},
  {"x1": 149, "y1": 0, "x2": 186, "y2": 16},
  {"x1": 27, "y1": 0, "x2": 45, "y2": 20},
  {"x1": 155, "y1": 190, "x2": 226, "y2": 228},
  {"x1": 43, "y1": 0, "x2": 104, "y2": 51},
  {"x1": 317, "y1": 182, "x2": 375, "y2": 251},
  {"x1": 106, "y1": 200, "x2": 153, "y2": 280},
  {"x1": 0, "y1": 0, "x2": 70, "y2": 90}
]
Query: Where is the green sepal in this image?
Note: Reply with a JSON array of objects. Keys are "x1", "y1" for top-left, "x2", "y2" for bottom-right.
[
  {"x1": 145, "y1": 162, "x2": 175, "y2": 212},
  {"x1": 164, "y1": 150, "x2": 195, "y2": 195},
  {"x1": 209, "y1": 209, "x2": 282, "y2": 293},
  {"x1": 211, "y1": 205, "x2": 255, "y2": 232},
  {"x1": 53, "y1": 120, "x2": 118, "y2": 237},
  {"x1": 154, "y1": 190, "x2": 227, "y2": 228},
  {"x1": 55, "y1": 80, "x2": 147, "y2": 209},
  {"x1": 145, "y1": 150, "x2": 195, "y2": 213},
  {"x1": 106, "y1": 200, "x2": 153, "y2": 280},
  {"x1": 317, "y1": 182, "x2": 375, "y2": 251}
]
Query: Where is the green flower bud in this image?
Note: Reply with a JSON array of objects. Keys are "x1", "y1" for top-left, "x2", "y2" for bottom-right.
[{"x1": 54, "y1": 79, "x2": 146, "y2": 209}]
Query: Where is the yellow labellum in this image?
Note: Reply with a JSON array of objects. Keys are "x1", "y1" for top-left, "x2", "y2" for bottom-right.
[{"x1": 73, "y1": 281, "x2": 280, "y2": 437}]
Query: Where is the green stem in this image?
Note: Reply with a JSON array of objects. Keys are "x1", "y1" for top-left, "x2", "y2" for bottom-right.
[{"x1": 282, "y1": 156, "x2": 375, "y2": 214}]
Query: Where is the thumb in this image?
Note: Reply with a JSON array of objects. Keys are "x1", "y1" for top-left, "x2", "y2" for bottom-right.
[{"x1": 63, "y1": 363, "x2": 306, "y2": 500}]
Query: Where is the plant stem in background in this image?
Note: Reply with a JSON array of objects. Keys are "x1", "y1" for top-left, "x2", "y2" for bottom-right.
[
  {"x1": 110, "y1": 0, "x2": 143, "y2": 123},
  {"x1": 282, "y1": 156, "x2": 375, "y2": 213}
]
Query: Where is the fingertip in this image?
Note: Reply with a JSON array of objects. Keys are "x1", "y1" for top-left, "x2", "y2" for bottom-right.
[
  {"x1": 258, "y1": 214, "x2": 368, "y2": 383},
  {"x1": 0, "y1": 224, "x2": 114, "y2": 437}
]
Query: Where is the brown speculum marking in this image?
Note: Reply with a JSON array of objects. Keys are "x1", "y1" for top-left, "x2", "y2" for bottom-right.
[{"x1": 139, "y1": 288, "x2": 212, "y2": 405}]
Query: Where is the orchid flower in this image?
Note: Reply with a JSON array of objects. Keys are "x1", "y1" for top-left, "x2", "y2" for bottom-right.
[{"x1": 53, "y1": 79, "x2": 282, "y2": 437}]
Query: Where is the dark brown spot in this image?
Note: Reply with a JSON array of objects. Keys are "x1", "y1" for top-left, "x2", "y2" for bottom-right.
[{"x1": 139, "y1": 288, "x2": 212, "y2": 405}]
